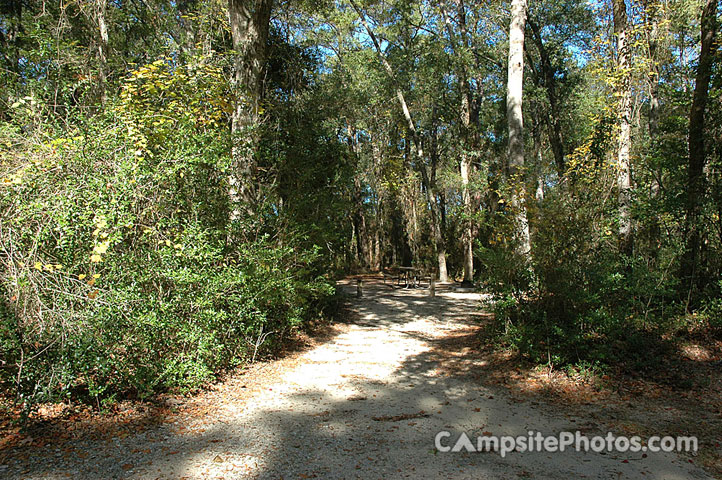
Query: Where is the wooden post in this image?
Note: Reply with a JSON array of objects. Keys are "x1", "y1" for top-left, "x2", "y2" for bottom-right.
[
  {"x1": 430, "y1": 274, "x2": 436, "y2": 297},
  {"x1": 356, "y1": 278, "x2": 363, "y2": 298}
]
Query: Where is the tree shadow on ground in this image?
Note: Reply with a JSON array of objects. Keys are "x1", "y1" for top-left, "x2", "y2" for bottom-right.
[
  {"x1": 0, "y1": 276, "x2": 715, "y2": 479},
  {"x1": 0, "y1": 304, "x2": 349, "y2": 465}
]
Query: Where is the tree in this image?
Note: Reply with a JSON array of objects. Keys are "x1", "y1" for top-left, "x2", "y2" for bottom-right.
[
  {"x1": 682, "y1": 0, "x2": 719, "y2": 292},
  {"x1": 507, "y1": 0, "x2": 530, "y2": 255},
  {"x1": 612, "y1": 0, "x2": 633, "y2": 253},
  {"x1": 641, "y1": 0, "x2": 663, "y2": 138},
  {"x1": 227, "y1": 0, "x2": 274, "y2": 219},
  {"x1": 79, "y1": 0, "x2": 110, "y2": 105}
]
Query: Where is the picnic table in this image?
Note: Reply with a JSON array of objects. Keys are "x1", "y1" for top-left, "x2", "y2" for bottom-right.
[
  {"x1": 382, "y1": 266, "x2": 432, "y2": 289},
  {"x1": 398, "y1": 266, "x2": 422, "y2": 288}
]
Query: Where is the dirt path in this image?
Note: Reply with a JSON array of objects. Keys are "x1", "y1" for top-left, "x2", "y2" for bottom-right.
[{"x1": 1, "y1": 278, "x2": 713, "y2": 479}]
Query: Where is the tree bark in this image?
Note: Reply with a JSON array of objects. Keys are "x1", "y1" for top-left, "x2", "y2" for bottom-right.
[
  {"x1": 507, "y1": 0, "x2": 531, "y2": 256},
  {"x1": 227, "y1": 0, "x2": 273, "y2": 220},
  {"x1": 682, "y1": 0, "x2": 719, "y2": 288},
  {"x1": 642, "y1": 0, "x2": 661, "y2": 138},
  {"x1": 95, "y1": 0, "x2": 109, "y2": 106},
  {"x1": 80, "y1": 0, "x2": 109, "y2": 105},
  {"x1": 429, "y1": 108, "x2": 449, "y2": 282},
  {"x1": 642, "y1": 0, "x2": 663, "y2": 250},
  {"x1": 534, "y1": 134, "x2": 545, "y2": 202},
  {"x1": 612, "y1": 0, "x2": 633, "y2": 254},
  {"x1": 460, "y1": 154, "x2": 474, "y2": 283}
]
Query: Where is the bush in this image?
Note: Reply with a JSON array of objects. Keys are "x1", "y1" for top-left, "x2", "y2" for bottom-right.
[
  {"x1": 480, "y1": 178, "x2": 684, "y2": 370},
  {"x1": 0, "y1": 65, "x2": 336, "y2": 411}
]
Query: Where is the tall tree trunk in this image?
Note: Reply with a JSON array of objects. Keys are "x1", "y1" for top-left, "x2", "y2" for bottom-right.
[
  {"x1": 373, "y1": 228, "x2": 381, "y2": 271},
  {"x1": 613, "y1": 0, "x2": 633, "y2": 253},
  {"x1": 431, "y1": 192, "x2": 448, "y2": 281},
  {"x1": 507, "y1": 0, "x2": 531, "y2": 255},
  {"x1": 426, "y1": 118, "x2": 448, "y2": 282},
  {"x1": 643, "y1": 0, "x2": 661, "y2": 138},
  {"x1": 353, "y1": 185, "x2": 368, "y2": 268},
  {"x1": 533, "y1": 134, "x2": 545, "y2": 202},
  {"x1": 95, "y1": 0, "x2": 109, "y2": 105},
  {"x1": 642, "y1": 0, "x2": 663, "y2": 251},
  {"x1": 350, "y1": 217, "x2": 358, "y2": 264},
  {"x1": 81, "y1": 0, "x2": 109, "y2": 105},
  {"x1": 682, "y1": 0, "x2": 719, "y2": 289},
  {"x1": 460, "y1": 155, "x2": 474, "y2": 283},
  {"x1": 227, "y1": 0, "x2": 273, "y2": 220},
  {"x1": 371, "y1": 136, "x2": 384, "y2": 271}
]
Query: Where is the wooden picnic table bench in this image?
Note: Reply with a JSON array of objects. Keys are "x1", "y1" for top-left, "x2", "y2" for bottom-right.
[
  {"x1": 398, "y1": 266, "x2": 421, "y2": 288},
  {"x1": 382, "y1": 266, "x2": 433, "y2": 288}
]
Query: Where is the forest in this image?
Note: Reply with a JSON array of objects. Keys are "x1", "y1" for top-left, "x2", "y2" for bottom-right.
[{"x1": 0, "y1": 0, "x2": 721, "y2": 430}]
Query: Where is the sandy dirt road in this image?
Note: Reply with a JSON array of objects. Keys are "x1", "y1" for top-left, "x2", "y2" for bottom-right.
[{"x1": 1, "y1": 277, "x2": 712, "y2": 479}]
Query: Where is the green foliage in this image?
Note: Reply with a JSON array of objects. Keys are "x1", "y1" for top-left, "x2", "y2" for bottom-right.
[
  {"x1": 119, "y1": 57, "x2": 233, "y2": 153},
  {"x1": 3, "y1": 0, "x2": 722, "y2": 407},
  {"x1": 700, "y1": 281, "x2": 722, "y2": 334},
  {"x1": 481, "y1": 166, "x2": 689, "y2": 372},
  {"x1": 0, "y1": 75, "x2": 336, "y2": 409}
]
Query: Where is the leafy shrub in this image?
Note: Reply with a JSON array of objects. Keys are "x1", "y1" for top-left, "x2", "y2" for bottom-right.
[
  {"x1": 481, "y1": 176, "x2": 684, "y2": 370},
  {"x1": 0, "y1": 60, "x2": 336, "y2": 411}
]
